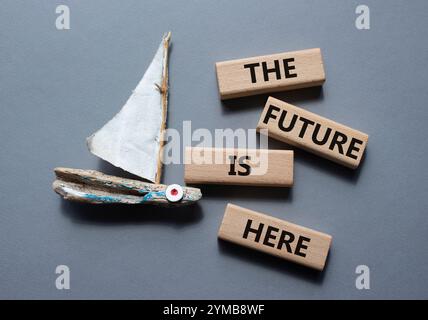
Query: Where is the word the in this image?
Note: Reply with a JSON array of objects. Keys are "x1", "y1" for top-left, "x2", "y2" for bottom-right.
[
  {"x1": 244, "y1": 58, "x2": 297, "y2": 83},
  {"x1": 216, "y1": 48, "x2": 325, "y2": 99}
]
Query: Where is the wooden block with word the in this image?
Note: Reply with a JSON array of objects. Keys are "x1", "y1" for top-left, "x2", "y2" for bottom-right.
[
  {"x1": 215, "y1": 48, "x2": 325, "y2": 99},
  {"x1": 257, "y1": 97, "x2": 369, "y2": 169},
  {"x1": 184, "y1": 147, "x2": 293, "y2": 187},
  {"x1": 218, "y1": 204, "x2": 332, "y2": 271}
]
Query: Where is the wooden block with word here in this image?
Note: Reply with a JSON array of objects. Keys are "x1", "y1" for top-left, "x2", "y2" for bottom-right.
[
  {"x1": 215, "y1": 48, "x2": 325, "y2": 99},
  {"x1": 257, "y1": 97, "x2": 369, "y2": 169},
  {"x1": 184, "y1": 147, "x2": 293, "y2": 187},
  {"x1": 218, "y1": 204, "x2": 332, "y2": 271}
]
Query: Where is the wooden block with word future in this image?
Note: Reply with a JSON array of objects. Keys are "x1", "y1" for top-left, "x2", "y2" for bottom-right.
[
  {"x1": 218, "y1": 204, "x2": 332, "y2": 271},
  {"x1": 257, "y1": 97, "x2": 369, "y2": 169},
  {"x1": 215, "y1": 48, "x2": 325, "y2": 99},
  {"x1": 184, "y1": 147, "x2": 293, "y2": 187}
]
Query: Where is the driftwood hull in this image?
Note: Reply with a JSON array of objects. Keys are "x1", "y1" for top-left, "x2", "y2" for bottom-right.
[{"x1": 53, "y1": 167, "x2": 202, "y2": 206}]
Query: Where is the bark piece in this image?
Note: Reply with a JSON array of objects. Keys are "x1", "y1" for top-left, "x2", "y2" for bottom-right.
[{"x1": 53, "y1": 167, "x2": 202, "y2": 206}]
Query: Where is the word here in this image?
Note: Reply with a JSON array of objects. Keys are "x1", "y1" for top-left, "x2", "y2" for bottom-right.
[{"x1": 218, "y1": 204, "x2": 332, "y2": 271}]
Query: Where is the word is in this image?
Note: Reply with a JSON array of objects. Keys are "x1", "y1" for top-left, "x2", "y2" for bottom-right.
[{"x1": 184, "y1": 147, "x2": 293, "y2": 187}]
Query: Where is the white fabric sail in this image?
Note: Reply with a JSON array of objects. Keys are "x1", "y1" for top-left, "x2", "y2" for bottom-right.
[{"x1": 87, "y1": 33, "x2": 170, "y2": 183}]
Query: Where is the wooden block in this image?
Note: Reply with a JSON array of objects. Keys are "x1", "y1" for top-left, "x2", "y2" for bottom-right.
[
  {"x1": 257, "y1": 97, "x2": 369, "y2": 169},
  {"x1": 184, "y1": 147, "x2": 293, "y2": 187},
  {"x1": 215, "y1": 48, "x2": 325, "y2": 99},
  {"x1": 218, "y1": 204, "x2": 332, "y2": 271}
]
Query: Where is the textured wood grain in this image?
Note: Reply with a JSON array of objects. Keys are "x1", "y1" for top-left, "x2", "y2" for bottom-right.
[
  {"x1": 218, "y1": 204, "x2": 332, "y2": 271},
  {"x1": 184, "y1": 147, "x2": 293, "y2": 187},
  {"x1": 53, "y1": 167, "x2": 202, "y2": 206},
  {"x1": 216, "y1": 48, "x2": 325, "y2": 99},
  {"x1": 257, "y1": 97, "x2": 369, "y2": 169}
]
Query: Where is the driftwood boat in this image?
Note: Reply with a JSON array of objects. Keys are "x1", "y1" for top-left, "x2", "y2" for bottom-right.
[{"x1": 53, "y1": 33, "x2": 202, "y2": 206}]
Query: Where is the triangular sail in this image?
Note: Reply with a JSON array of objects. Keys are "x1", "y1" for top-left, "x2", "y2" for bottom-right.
[{"x1": 87, "y1": 33, "x2": 171, "y2": 183}]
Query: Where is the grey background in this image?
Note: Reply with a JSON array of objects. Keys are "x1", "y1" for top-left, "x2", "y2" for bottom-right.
[{"x1": 1, "y1": 0, "x2": 427, "y2": 299}]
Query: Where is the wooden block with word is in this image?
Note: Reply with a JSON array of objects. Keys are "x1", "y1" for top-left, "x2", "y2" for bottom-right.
[
  {"x1": 215, "y1": 48, "x2": 325, "y2": 99},
  {"x1": 257, "y1": 97, "x2": 369, "y2": 169},
  {"x1": 184, "y1": 147, "x2": 293, "y2": 187},
  {"x1": 218, "y1": 204, "x2": 332, "y2": 271}
]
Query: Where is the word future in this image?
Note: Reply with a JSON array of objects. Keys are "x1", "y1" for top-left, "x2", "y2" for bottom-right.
[
  {"x1": 218, "y1": 204, "x2": 332, "y2": 270},
  {"x1": 184, "y1": 147, "x2": 293, "y2": 187},
  {"x1": 257, "y1": 97, "x2": 369, "y2": 169},
  {"x1": 215, "y1": 48, "x2": 325, "y2": 99}
]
